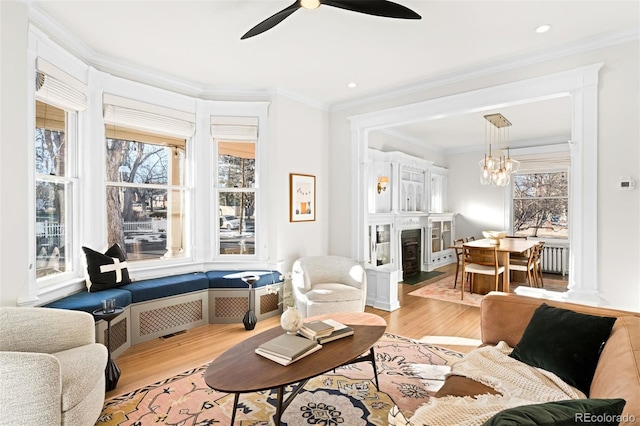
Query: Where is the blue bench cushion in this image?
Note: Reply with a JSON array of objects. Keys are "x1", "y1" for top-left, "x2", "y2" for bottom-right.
[
  {"x1": 119, "y1": 272, "x2": 209, "y2": 303},
  {"x1": 206, "y1": 270, "x2": 282, "y2": 289},
  {"x1": 44, "y1": 288, "x2": 132, "y2": 315}
]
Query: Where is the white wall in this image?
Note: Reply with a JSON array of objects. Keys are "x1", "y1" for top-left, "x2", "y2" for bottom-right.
[
  {"x1": 273, "y1": 94, "x2": 330, "y2": 273},
  {"x1": 330, "y1": 40, "x2": 640, "y2": 311},
  {"x1": 446, "y1": 151, "x2": 507, "y2": 239},
  {"x1": 0, "y1": 2, "x2": 30, "y2": 307},
  {"x1": 595, "y1": 41, "x2": 640, "y2": 310}
]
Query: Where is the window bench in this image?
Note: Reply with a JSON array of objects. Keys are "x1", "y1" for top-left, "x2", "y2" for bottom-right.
[{"x1": 44, "y1": 270, "x2": 283, "y2": 358}]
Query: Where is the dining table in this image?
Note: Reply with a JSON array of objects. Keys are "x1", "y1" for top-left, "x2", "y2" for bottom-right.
[{"x1": 453, "y1": 238, "x2": 539, "y2": 292}]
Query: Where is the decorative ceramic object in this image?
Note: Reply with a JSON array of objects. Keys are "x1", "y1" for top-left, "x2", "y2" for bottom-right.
[
  {"x1": 280, "y1": 306, "x2": 303, "y2": 334},
  {"x1": 243, "y1": 309, "x2": 257, "y2": 331},
  {"x1": 482, "y1": 230, "x2": 506, "y2": 244}
]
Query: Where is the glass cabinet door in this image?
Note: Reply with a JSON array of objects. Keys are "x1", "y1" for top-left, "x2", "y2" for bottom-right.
[
  {"x1": 442, "y1": 220, "x2": 452, "y2": 250},
  {"x1": 431, "y1": 221, "x2": 442, "y2": 253},
  {"x1": 371, "y1": 223, "x2": 392, "y2": 266}
]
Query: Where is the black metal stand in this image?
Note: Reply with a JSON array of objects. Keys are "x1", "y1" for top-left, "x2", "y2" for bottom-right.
[
  {"x1": 240, "y1": 275, "x2": 259, "y2": 331},
  {"x1": 93, "y1": 307, "x2": 124, "y2": 391},
  {"x1": 243, "y1": 285, "x2": 257, "y2": 330}
]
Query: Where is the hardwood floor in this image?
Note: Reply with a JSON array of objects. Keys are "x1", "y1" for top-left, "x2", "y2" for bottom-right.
[{"x1": 106, "y1": 264, "x2": 566, "y2": 399}]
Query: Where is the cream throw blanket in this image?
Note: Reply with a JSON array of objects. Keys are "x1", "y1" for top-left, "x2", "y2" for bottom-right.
[{"x1": 389, "y1": 342, "x2": 586, "y2": 426}]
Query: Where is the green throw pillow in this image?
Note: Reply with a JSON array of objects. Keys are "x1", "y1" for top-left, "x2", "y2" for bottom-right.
[
  {"x1": 509, "y1": 303, "x2": 616, "y2": 395},
  {"x1": 482, "y1": 398, "x2": 626, "y2": 426}
]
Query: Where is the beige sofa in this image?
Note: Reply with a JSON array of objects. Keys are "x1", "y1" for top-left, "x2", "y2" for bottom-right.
[
  {"x1": 433, "y1": 292, "x2": 640, "y2": 424},
  {"x1": 0, "y1": 307, "x2": 108, "y2": 425}
]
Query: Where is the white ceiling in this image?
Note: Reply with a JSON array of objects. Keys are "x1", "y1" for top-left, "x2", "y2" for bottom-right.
[{"x1": 31, "y1": 0, "x2": 639, "y2": 150}]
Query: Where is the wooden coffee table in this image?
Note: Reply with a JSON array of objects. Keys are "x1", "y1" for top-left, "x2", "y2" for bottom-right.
[{"x1": 204, "y1": 312, "x2": 386, "y2": 425}]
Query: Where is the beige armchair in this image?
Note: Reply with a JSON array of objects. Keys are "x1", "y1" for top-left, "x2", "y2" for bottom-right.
[
  {"x1": 0, "y1": 307, "x2": 108, "y2": 425},
  {"x1": 291, "y1": 255, "x2": 367, "y2": 317}
]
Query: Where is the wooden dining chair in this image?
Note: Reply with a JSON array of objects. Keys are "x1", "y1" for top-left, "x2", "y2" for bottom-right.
[
  {"x1": 465, "y1": 236, "x2": 475, "y2": 242},
  {"x1": 509, "y1": 246, "x2": 537, "y2": 287},
  {"x1": 461, "y1": 245, "x2": 505, "y2": 300},
  {"x1": 533, "y1": 242, "x2": 545, "y2": 287},
  {"x1": 507, "y1": 235, "x2": 530, "y2": 275},
  {"x1": 453, "y1": 238, "x2": 466, "y2": 289}
]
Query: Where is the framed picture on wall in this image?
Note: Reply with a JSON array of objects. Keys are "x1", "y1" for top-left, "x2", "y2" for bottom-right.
[{"x1": 290, "y1": 173, "x2": 316, "y2": 222}]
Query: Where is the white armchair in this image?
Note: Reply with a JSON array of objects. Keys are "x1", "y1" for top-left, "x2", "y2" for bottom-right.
[
  {"x1": 291, "y1": 255, "x2": 367, "y2": 317},
  {"x1": 0, "y1": 307, "x2": 108, "y2": 425}
]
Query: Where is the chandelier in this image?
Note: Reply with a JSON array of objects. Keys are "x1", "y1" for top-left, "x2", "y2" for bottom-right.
[{"x1": 479, "y1": 113, "x2": 520, "y2": 186}]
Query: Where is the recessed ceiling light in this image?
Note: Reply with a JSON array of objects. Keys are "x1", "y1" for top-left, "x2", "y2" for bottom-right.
[
  {"x1": 347, "y1": 82, "x2": 357, "y2": 88},
  {"x1": 535, "y1": 24, "x2": 552, "y2": 34}
]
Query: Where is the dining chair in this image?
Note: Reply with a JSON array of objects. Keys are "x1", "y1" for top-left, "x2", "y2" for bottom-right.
[
  {"x1": 453, "y1": 238, "x2": 466, "y2": 289},
  {"x1": 533, "y1": 242, "x2": 545, "y2": 287},
  {"x1": 507, "y1": 235, "x2": 530, "y2": 274},
  {"x1": 465, "y1": 236, "x2": 475, "y2": 242},
  {"x1": 461, "y1": 245, "x2": 505, "y2": 300},
  {"x1": 509, "y1": 245, "x2": 537, "y2": 287}
]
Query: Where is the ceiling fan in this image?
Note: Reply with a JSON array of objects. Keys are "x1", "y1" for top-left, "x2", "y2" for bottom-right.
[{"x1": 241, "y1": 0, "x2": 421, "y2": 39}]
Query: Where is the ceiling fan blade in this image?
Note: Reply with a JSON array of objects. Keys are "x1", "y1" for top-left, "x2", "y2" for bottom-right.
[
  {"x1": 241, "y1": 1, "x2": 301, "y2": 39},
  {"x1": 322, "y1": 0, "x2": 421, "y2": 19}
]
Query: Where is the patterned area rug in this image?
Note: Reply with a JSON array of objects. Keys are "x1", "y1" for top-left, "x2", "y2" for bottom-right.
[
  {"x1": 96, "y1": 333, "x2": 464, "y2": 425},
  {"x1": 408, "y1": 274, "x2": 569, "y2": 307}
]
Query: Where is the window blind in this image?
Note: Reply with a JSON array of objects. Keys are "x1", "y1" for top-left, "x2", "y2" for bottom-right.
[
  {"x1": 211, "y1": 116, "x2": 258, "y2": 141},
  {"x1": 35, "y1": 58, "x2": 87, "y2": 112},
  {"x1": 509, "y1": 145, "x2": 570, "y2": 172},
  {"x1": 104, "y1": 94, "x2": 196, "y2": 139}
]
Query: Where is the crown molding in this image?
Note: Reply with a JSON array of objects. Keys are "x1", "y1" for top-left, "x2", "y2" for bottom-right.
[
  {"x1": 331, "y1": 28, "x2": 640, "y2": 112},
  {"x1": 271, "y1": 87, "x2": 330, "y2": 111}
]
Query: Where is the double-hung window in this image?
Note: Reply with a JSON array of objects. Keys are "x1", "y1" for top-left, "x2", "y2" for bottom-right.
[
  {"x1": 512, "y1": 171, "x2": 569, "y2": 239},
  {"x1": 212, "y1": 117, "x2": 258, "y2": 256},
  {"x1": 104, "y1": 95, "x2": 194, "y2": 261},
  {"x1": 34, "y1": 61, "x2": 86, "y2": 282}
]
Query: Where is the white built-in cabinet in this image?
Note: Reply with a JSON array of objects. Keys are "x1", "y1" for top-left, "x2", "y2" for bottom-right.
[
  {"x1": 428, "y1": 213, "x2": 456, "y2": 270},
  {"x1": 365, "y1": 149, "x2": 456, "y2": 311}
]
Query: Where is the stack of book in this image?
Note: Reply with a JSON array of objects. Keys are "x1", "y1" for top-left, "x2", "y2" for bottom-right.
[
  {"x1": 298, "y1": 320, "x2": 335, "y2": 340},
  {"x1": 299, "y1": 319, "x2": 354, "y2": 344},
  {"x1": 255, "y1": 333, "x2": 322, "y2": 366}
]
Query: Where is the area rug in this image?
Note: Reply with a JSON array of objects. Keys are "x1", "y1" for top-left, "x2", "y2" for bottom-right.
[
  {"x1": 96, "y1": 333, "x2": 464, "y2": 426},
  {"x1": 408, "y1": 275, "x2": 569, "y2": 307},
  {"x1": 400, "y1": 270, "x2": 444, "y2": 285}
]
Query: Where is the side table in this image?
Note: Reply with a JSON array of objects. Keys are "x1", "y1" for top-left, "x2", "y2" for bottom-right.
[{"x1": 92, "y1": 307, "x2": 124, "y2": 391}]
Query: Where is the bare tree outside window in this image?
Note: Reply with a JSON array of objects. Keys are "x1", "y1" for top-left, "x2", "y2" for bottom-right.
[
  {"x1": 513, "y1": 172, "x2": 568, "y2": 239},
  {"x1": 106, "y1": 130, "x2": 186, "y2": 261}
]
